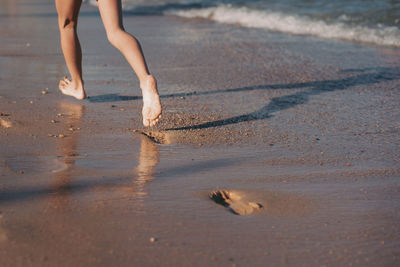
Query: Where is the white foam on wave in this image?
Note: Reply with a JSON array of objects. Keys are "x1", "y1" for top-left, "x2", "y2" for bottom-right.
[{"x1": 166, "y1": 5, "x2": 400, "y2": 47}]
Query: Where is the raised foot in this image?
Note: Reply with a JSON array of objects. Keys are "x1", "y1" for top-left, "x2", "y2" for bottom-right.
[
  {"x1": 141, "y1": 75, "x2": 162, "y2": 127},
  {"x1": 58, "y1": 77, "x2": 86, "y2": 100}
]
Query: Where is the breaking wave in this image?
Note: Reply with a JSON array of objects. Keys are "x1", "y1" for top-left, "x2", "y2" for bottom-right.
[{"x1": 166, "y1": 5, "x2": 400, "y2": 47}]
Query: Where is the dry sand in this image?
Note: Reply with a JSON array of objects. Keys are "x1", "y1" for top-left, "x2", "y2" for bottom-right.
[{"x1": 1, "y1": 0, "x2": 400, "y2": 266}]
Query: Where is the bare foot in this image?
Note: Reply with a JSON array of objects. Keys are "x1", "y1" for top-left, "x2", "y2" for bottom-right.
[
  {"x1": 58, "y1": 77, "x2": 86, "y2": 100},
  {"x1": 140, "y1": 75, "x2": 162, "y2": 127}
]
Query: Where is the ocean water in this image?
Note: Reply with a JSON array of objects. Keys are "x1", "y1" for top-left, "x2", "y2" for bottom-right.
[{"x1": 90, "y1": 0, "x2": 400, "y2": 47}]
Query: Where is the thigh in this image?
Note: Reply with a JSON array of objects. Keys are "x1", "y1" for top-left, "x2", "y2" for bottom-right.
[
  {"x1": 55, "y1": 0, "x2": 82, "y2": 24},
  {"x1": 97, "y1": 0, "x2": 124, "y2": 32}
]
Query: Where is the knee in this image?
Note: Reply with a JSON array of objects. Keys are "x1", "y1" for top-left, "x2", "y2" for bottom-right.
[
  {"x1": 106, "y1": 28, "x2": 138, "y2": 49},
  {"x1": 106, "y1": 29, "x2": 124, "y2": 47},
  {"x1": 58, "y1": 17, "x2": 77, "y2": 30}
]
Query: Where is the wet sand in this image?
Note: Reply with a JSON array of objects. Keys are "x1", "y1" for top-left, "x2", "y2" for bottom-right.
[{"x1": 1, "y1": 0, "x2": 400, "y2": 266}]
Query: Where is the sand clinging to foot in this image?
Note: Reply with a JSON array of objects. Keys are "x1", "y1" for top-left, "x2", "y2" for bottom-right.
[{"x1": 141, "y1": 75, "x2": 162, "y2": 127}]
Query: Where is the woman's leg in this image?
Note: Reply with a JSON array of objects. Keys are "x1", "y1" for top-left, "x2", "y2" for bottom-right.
[
  {"x1": 97, "y1": 0, "x2": 161, "y2": 127},
  {"x1": 55, "y1": 0, "x2": 86, "y2": 100}
]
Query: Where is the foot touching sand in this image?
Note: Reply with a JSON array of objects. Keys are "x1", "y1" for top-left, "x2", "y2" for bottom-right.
[
  {"x1": 140, "y1": 75, "x2": 162, "y2": 127},
  {"x1": 58, "y1": 77, "x2": 86, "y2": 100},
  {"x1": 209, "y1": 190, "x2": 263, "y2": 215},
  {"x1": 135, "y1": 130, "x2": 173, "y2": 145}
]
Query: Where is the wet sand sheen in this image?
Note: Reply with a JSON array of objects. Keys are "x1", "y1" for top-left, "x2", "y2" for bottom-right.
[{"x1": 0, "y1": 0, "x2": 399, "y2": 266}]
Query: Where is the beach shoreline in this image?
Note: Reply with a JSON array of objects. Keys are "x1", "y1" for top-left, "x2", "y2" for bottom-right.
[{"x1": 1, "y1": 0, "x2": 400, "y2": 266}]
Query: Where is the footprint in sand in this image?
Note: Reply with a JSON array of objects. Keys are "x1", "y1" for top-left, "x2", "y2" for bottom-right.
[
  {"x1": 135, "y1": 130, "x2": 173, "y2": 145},
  {"x1": 209, "y1": 190, "x2": 263, "y2": 215},
  {"x1": 0, "y1": 118, "x2": 12, "y2": 128}
]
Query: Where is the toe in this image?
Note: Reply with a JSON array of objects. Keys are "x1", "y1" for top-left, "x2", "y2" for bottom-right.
[
  {"x1": 150, "y1": 119, "x2": 158, "y2": 127},
  {"x1": 59, "y1": 80, "x2": 66, "y2": 89},
  {"x1": 143, "y1": 118, "x2": 150, "y2": 127}
]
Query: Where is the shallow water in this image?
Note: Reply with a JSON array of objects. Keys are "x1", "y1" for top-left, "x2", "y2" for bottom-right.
[
  {"x1": 6, "y1": 155, "x2": 68, "y2": 174},
  {"x1": 119, "y1": 0, "x2": 400, "y2": 27}
]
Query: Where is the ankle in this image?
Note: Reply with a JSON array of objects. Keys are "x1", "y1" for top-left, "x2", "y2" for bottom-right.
[
  {"x1": 140, "y1": 75, "x2": 156, "y2": 92},
  {"x1": 72, "y1": 79, "x2": 84, "y2": 90}
]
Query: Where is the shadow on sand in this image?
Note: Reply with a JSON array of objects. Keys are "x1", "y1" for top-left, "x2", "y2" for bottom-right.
[{"x1": 88, "y1": 67, "x2": 399, "y2": 130}]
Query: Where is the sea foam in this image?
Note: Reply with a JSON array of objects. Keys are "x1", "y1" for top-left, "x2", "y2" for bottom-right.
[{"x1": 166, "y1": 5, "x2": 400, "y2": 47}]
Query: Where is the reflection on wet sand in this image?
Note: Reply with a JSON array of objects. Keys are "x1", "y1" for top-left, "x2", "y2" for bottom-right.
[
  {"x1": 49, "y1": 101, "x2": 85, "y2": 210},
  {"x1": 111, "y1": 134, "x2": 160, "y2": 203},
  {"x1": 48, "y1": 101, "x2": 160, "y2": 209},
  {"x1": 134, "y1": 134, "x2": 160, "y2": 198}
]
